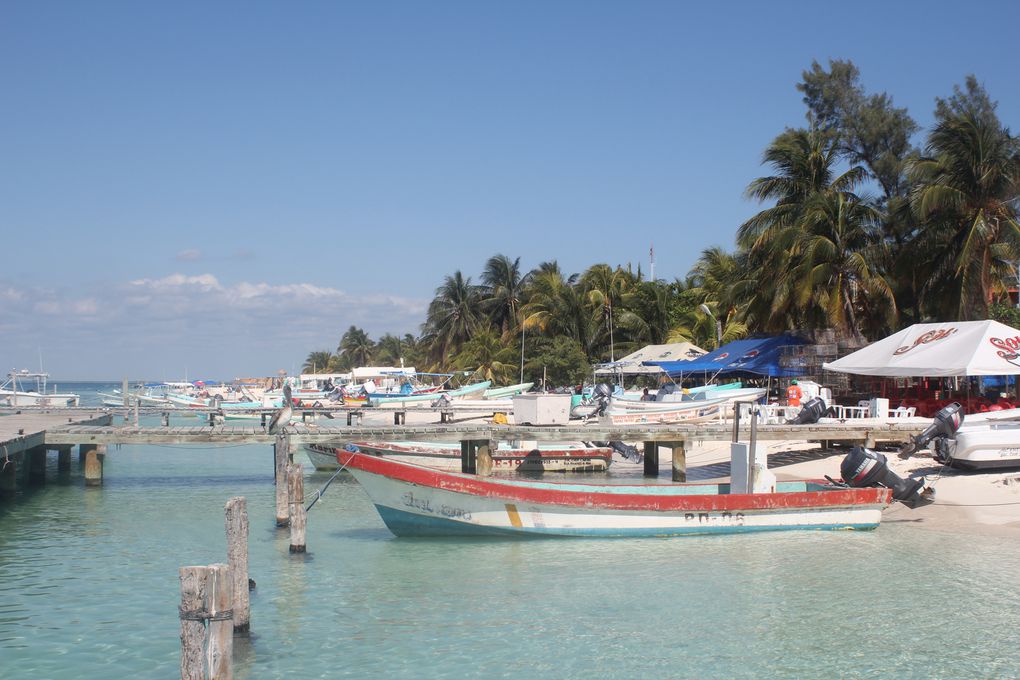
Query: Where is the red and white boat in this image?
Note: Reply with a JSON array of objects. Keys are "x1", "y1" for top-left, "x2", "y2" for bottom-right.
[
  {"x1": 337, "y1": 451, "x2": 893, "y2": 537},
  {"x1": 305, "y1": 441, "x2": 612, "y2": 472}
]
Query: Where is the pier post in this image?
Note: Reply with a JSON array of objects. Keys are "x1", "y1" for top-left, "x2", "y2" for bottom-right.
[
  {"x1": 28, "y1": 445, "x2": 47, "y2": 485},
  {"x1": 178, "y1": 564, "x2": 234, "y2": 680},
  {"x1": 0, "y1": 454, "x2": 17, "y2": 496},
  {"x1": 274, "y1": 434, "x2": 290, "y2": 527},
  {"x1": 476, "y1": 440, "x2": 494, "y2": 477},
  {"x1": 671, "y1": 441, "x2": 687, "y2": 482},
  {"x1": 224, "y1": 497, "x2": 250, "y2": 634},
  {"x1": 57, "y1": 445, "x2": 72, "y2": 472},
  {"x1": 643, "y1": 441, "x2": 659, "y2": 477},
  {"x1": 460, "y1": 440, "x2": 476, "y2": 473},
  {"x1": 122, "y1": 378, "x2": 129, "y2": 408},
  {"x1": 287, "y1": 464, "x2": 307, "y2": 553},
  {"x1": 163, "y1": 412, "x2": 171, "y2": 427},
  {"x1": 82, "y1": 444, "x2": 105, "y2": 486}
]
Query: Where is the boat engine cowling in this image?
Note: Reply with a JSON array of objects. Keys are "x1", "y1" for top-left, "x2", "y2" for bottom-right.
[
  {"x1": 787, "y1": 397, "x2": 828, "y2": 424},
  {"x1": 898, "y1": 402, "x2": 964, "y2": 459},
  {"x1": 590, "y1": 383, "x2": 613, "y2": 417},
  {"x1": 840, "y1": 447, "x2": 934, "y2": 508}
]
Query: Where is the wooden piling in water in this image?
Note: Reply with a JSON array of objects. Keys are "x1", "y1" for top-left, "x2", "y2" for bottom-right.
[
  {"x1": 224, "y1": 497, "x2": 250, "y2": 634},
  {"x1": 643, "y1": 441, "x2": 659, "y2": 477},
  {"x1": 287, "y1": 464, "x2": 306, "y2": 553},
  {"x1": 179, "y1": 564, "x2": 234, "y2": 680},
  {"x1": 476, "y1": 441, "x2": 494, "y2": 477},
  {"x1": 82, "y1": 444, "x2": 105, "y2": 486},
  {"x1": 671, "y1": 441, "x2": 687, "y2": 482},
  {"x1": 274, "y1": 434, "x2": 289, "y2": 527}
]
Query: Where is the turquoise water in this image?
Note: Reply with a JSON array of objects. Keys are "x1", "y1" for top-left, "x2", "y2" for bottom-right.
[{"x1": 2, "y1": 384, "x2": 1020, "y2": 678}]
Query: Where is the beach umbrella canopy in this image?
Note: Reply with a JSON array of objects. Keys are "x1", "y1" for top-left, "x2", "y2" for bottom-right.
[
  {"x1": 823, "y1": 320, "x2": 1020, "y2": 377},
  {"x1": 645, "y1": 334, "x2": 808, "y2": 378},
  {"x1": 594, "y1": 341, "x2": 706, "y2": 376}
]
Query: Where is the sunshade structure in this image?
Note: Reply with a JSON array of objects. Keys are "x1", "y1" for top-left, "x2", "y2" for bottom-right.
[
  {"x1": 645, "y1": 335, "x2": 809, "y2": 378},
  {"x1": 823, "y1": 320, "x2": 1020, "y2": 377},
  {"x1": 594, "y1": 342, "x2": 706, "y2": 376}
]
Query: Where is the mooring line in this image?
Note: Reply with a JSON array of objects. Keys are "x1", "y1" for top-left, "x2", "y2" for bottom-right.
[{"x1": 305, "y1": 460, "x2": 350, "y2": 512}]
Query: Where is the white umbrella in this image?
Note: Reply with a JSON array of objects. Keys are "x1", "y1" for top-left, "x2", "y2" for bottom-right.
[{"x1": 823, "y1": 320, "x2": 1020, "y2": 377}]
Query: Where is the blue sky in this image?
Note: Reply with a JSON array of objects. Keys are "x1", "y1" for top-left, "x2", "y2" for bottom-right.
[{"x1": 3, "y1": 1, "x2": 1018, "y2": 380}]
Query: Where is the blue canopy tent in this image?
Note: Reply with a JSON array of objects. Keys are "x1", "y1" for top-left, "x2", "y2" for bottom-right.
[{"x1": 644, "y1": 335, "x2": 809, "y2": 378}]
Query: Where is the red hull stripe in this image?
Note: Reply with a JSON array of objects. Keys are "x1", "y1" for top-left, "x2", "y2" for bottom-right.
[{"x1": 339, "y1": 452, "x2": 891, "y2": 512}]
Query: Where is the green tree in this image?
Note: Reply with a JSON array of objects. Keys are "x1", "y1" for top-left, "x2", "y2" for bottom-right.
[
  {"x1": 336, "y1": 326, "x2": 375, "y2": 369},
  {"x1": 303, "y1": 350, "x2": 335, "y2": 374},
  {"x1": 454, "y1": 327, "x2": 520, "y2": 384},
  {"x1": 525, "y1": 335, "x2": 591, "y2": 388},
  {"x1": 422, "y1": 271, "x2": 483, "y2": 364},
  {"x1": 479, "y1": 254, "x2": 527, "y2": 338},
  {"x1": 910, "y1": 84, "x2": 1020, "y2": 320}
]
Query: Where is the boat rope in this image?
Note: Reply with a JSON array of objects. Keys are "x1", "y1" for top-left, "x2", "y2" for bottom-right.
[{"x1": 305, "y1": 459, "x2": 350, "y2": 512}]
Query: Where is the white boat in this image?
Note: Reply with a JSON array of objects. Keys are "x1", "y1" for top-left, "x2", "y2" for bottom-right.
[
  {"x1": 339, "y1": 451, "x2": 894, "y2": 537},
  {"x1": 305, "y1": 441, "x2": 613, "y2": 473},
  {"x1": 482, "y1": 382, "x2": 534, "y2": 399},
  {"x1": 0, "y1": 371, "x2": 80, "y2": 407},
  {"x1": 602, "y1": 397, "x2": 727, "y2": 425}
]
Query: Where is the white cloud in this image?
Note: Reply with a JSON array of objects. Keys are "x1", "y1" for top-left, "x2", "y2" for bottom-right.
[{"x1": 0, "y1": 274, "x2": 429, "y2": 379}]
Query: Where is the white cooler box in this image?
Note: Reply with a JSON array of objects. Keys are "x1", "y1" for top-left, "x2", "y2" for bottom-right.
[{"x1": 512, "y1": 394, "x2": 572, "y2": 426}]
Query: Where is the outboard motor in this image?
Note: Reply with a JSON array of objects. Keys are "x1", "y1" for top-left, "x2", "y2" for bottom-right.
[
  {"x1": 787, "y1": 396, "x2": 828, "y2": 425},
  {"x1": 591, "y1": 383, "x2": 613, "y2": 417},
  {"x1": 840, "y1": 447, "x2": 934, "y2": 508},
  {"x1": 898, "y1": 402, "x2": 964, "y2": 459}
]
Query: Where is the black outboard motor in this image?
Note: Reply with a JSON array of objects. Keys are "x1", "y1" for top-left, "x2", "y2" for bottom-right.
[
  {"x1": 591, "y1": 383, "x2": 613, "y2": 417},
  {"x1": 898, "y1": 402, "x2": 964, "y2": 459},
  {"x1": 840, "y1": 447, "x2": 934, "y2": 508},
  {"x1": 787, "y1": 396, "x2": 828, "y2": 425}
]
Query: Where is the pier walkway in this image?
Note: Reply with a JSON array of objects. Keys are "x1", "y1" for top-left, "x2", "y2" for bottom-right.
[{"x1": 2, "y1": 406, "x2": 927, "y2": 493}]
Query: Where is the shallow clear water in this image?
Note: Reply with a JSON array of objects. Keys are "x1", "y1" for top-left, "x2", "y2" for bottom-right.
[{"x1": 2, "y1": 384, "x2": 1019, "y2": 678}]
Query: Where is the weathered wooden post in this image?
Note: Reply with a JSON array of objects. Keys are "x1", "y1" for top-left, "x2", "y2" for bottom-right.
[
  {"x1": 643, "y1": 441, "x2": 659, "y2": 477},
  {"x1": 224, "y1": 497, "x2": 250, "y2": 634},
  {"x1": 476, "y1": 440, "x2": 494, "y2": 476},
  {"x1": 179, "y1": 564, "x2": 234, "y2": 680},
  {"x1": 287, "y1": 464, "x2": 306, "y2": 553},
  {"x1": 460, "y1": 440, "x2": 475, "y2": 473},
  {"x1": 82, "y1": 444, "x2": 105, "y2": 486},
  {"x1": 671, "y1": 441, "x2": 687, "y2": 482},
  {"x1": 274, "y1": 434, "x2": 290, "y2": 527},
  {"x1": 122, "y1": 377, "x2": 129, "y2": 408},
  {"x1": 163, "y1": 412, "x2": 171, "y2": 427}
]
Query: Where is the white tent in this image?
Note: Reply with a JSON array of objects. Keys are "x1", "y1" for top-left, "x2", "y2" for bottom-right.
[
  {"x1": 594, "y1": 342, "x2": 706, "y2": 376},
  {"x1": 823, "y1": 320, "x2": 1020, "y2": 377}
]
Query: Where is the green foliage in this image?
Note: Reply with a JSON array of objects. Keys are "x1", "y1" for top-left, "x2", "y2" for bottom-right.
[
  {"x1": 524, "y1": 335, "x2": 590, "y2": 388},
  {"x1": 990, "y1": 303, "x2": 1020, "y2": 329}
]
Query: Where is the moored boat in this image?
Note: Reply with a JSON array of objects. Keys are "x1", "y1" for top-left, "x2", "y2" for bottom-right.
[
  {"x1": 603, "y1": 397, "x2": 727, "y2": 425},
  {"x1": 0, "y1": 371, "x2": 80, "y2": 407},
  {"x1": 338, "y1": 451, "x2": 893, "y2": 537},
  {"x1": 305, "y1": 441, "x2": 612, "y2": 473}
]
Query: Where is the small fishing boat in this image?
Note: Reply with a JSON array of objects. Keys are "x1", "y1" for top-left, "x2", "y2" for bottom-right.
[
  {"x1": 482, "y1": 382, "x2": 534, "y2": 399},
  {"x1": 338, "y1": 451, "x2": 894, "y2": 537},
  {"x1": 370, "y1": 380, "x2": 492, "y2": 407},
  {"x1": 0, "y1": 371, "x2": 80, "y2": 407},
  {"x1": 602, "y1": 397, "x2": 727, "y2": 425},
  {"x1": 305, "y1": 441, "x2": 612, "y2": 472}
]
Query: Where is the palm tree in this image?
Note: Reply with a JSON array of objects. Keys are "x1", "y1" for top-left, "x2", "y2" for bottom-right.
[
  {"x1": 790, "y1": 191, "x2": 895, "y2": 334},
  {"x1": 303, "y1": 350, "x2": 335, "y2": 374},
  {"x1": 520, "y1": 266, "x2": 591, "y2": 355},
  {"x1": 374, "y1": 334, "x2": 405, "y2": 366},
  {"x1": 422, "y1": 271, "x2": 482, "y2": 364},
  {"x1": 479, "y1": 254, "x2": 527, "y2": 337},
  {"x1": 453, "y1": 328, "x2": 519, "y2": 384},
  {"x1": 910, "y1": 110, "x2": 1020, "y2": 320},
  {"x1": 336, "y1": 326, "x2": 374, "y2": 369},
  {"x1": 581, "y1": 264, "x2": 636, "y2": 361}
]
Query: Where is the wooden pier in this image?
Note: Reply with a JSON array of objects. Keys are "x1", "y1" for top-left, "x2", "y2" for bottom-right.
[{"x1": 2, "y1": 405, "x2": 928, "y2": 492}]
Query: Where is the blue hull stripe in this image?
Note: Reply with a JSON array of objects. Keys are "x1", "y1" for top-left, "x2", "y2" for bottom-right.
[{"x1": 375, "y1": 505, "x2": 878, "y2": 538}]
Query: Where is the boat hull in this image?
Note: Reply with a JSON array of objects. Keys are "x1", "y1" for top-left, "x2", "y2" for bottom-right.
[
  {"x1": 341, "y1": 452, "x2": 891, "y2": 538},
  {"x1": 308, "y1": 442, "x2": 611, "y2": 473}
]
